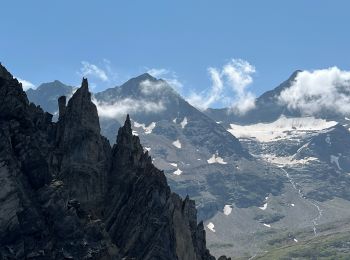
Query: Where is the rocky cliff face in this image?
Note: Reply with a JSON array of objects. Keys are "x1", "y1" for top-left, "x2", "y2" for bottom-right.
[{"x1": 0, "y1": 63, "x2": 216, "y2": 259}]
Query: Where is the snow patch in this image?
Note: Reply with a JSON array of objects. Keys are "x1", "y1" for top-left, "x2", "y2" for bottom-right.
[
  {"x1": 259, "y1": 203, "x2": 268, "y2": 211},
  {"x1": 173, "y1": 169, "x2": 182, "y2": 175},
  {"x1": 144, "y1": 147, "x2": 151, "y2": 152},
  {"x1": 294, "y1": 238, "x2": 298, "y2": 242},
  {"x1": 259, "y1": 196, "x2": 268, "y2": 210},
  {"x1": 330, "y1": 155, "x2": 341, "y2": 170},
  {"x1": 207, "y1": 152, "x2": 227, "y2": 164},
  {"x1": 132, "y1": 130, "x2": 139, "y2": 136},
  {"x1": 180, "y1": 117, "x2": 188, "y2": 128},
  {"x1": 172, "y1": 139, "x2": 182, "y2": 149},
  {"x1": 207, "y1": 222, "x2": 216, "y2": 232},
  {"x1": 260, "y1": 154, "x2": 318, "y2": 166},
  {"x1": 228, "y1": 116, "x2": 337, "y2": 142},
  {"x1": 263, "y1": 223, "x2": 271, "y2": 228},
  {"x1": 172, "y1": 118, "x2": 177, "y2": 123},
  {"x1": 223, "y1": 205, "x2": 232, "y2": 215},
  {"x1": 133, "y1": 121, "x2": 156, "y2": 134},
  {"x1": 170, "y1": 163, "x2": 178, "y2": 167},
  {"x1": 291, "y1": 203, "x2": 295, "y2": 207}
]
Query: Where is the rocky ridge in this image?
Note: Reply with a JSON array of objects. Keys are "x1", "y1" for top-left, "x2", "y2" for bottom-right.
[{"x1": 0, "y1": 63, "x2": 218, "y2": 260}]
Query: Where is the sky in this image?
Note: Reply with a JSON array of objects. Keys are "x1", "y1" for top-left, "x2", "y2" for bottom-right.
[{"x1": 1, "y1": 0, "x2": 350, "y2": 110}]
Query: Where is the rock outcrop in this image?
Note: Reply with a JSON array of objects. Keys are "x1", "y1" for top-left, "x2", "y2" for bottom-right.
[{"x1": 0, "y1": 63, "x2": 216, "y2": 260}]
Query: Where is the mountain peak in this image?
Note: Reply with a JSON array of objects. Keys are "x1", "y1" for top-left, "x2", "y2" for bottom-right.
[
  {"x1": 64, "y1": 76, "x2": 100, "y2": 134},
  {"x1": 135, "y1": 72, "x2": 157, "y2": 81},
  {"x1": 288, "y1": 70, "x2": 302, "y2": 82},
  {"x1": 81, "y1": 77, "x2": 89, "y2": 91}
]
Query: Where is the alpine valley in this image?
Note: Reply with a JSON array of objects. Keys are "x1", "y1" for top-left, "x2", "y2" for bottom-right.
[{"x1": 11, "y1": 67, "x2": 350, "y2": 259}]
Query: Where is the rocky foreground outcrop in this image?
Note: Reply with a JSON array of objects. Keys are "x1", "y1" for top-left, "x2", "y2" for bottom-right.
[{"x1": 0, "y1": 63, "x2": 217, "y2": 259}]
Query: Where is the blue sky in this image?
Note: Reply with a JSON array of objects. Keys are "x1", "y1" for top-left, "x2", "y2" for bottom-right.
[{"x1": 1, "y1": 0, "x2": 350, "y2": 109}]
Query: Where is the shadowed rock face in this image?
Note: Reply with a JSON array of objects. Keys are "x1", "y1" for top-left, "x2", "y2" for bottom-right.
[{"x1": 0, "y1": 63, "x2": 217, "y2": 260}]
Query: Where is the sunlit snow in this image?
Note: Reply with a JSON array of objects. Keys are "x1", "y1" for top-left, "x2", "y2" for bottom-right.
[
  {"x1": 207, "y1": 153, "x2": 227, "y2": 164},
  {"x1": 259, "y1": 196, "x2": 269, "y2": 210},
  {"x1": 173, "y1": 168, "x2": 182, "y2": 175},
  {"x1": 170, "y1": 163, "x2": 178, "y2": 167},
  {"x1": 261, "y1": 154, "x2": 318, "y2": 167},
  {"x1": 172, "y1": 139, "x2": 182, "y2": 148},
  {"x1": 330, "y1": 155, "x2": 341, "y2": 170},
  {"x1": 228, "y1": 116, "x2": 337, "y2": 142},
  {"x1": 180, "y1": 117, "x2": 188, "y2": 128},
  {"x1": 263, "y1": 223, "x2": 271, "y2": 228},
  {"x1": 207, "y1": 222, "x2": 216, "y2": 232},
  {"x1": 223, "y1": 205, "x2": 232, "y2": 215}
]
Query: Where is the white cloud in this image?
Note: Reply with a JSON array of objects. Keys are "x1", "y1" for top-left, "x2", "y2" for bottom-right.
[
  {"x1": 147, "y1": 67, "x2": 183, "y2": 91},
  {"x1": 186, "y1": 58, "x2": 256, "y2": 114},
  {"x1": 17, "y1": 78, "x2": 35, "y2": 91},
  {"x1": 147, "y1": 68, "x2": 169, "y2": 78},
  {"x1": 187, "y1": 67, "x2": 224, "y2": 110},
  {"x1": 79, "y1": 61, "x2": 109, "y2": 82},
  {"x1": 278, "y1": 67, "x2": 350, "y2": 115},
  {"x1": 139, "y1": 79, "x2": 168, "y2": 95},
  {"x1": 92, "y1": 97, "x2": 165, "y2": 120}
]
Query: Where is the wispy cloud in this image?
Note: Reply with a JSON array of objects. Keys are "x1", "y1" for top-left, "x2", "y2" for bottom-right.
[
  {"x1": 187, "y1": 58, "x2": 256, "y2": 114},
  {"x1": 92, "y1": 97, "x2": 166, "y2": 120},
  {"x1": 187, "y1": 67, "x2": 224, "y2": 110},
  {"x1": 17, "y1": 78, "x2": 35, "y2": 91},
  {"x1": 278, "y1": 67, "x2": 350, "y2": 115},
  {"x1": 79, "y1": 61, "x2": 109, "y2": 82},
  {"x1": 139, "y1": 79, "x2": 168, "y2": 95},
  {"x1": 224, "y1": 59, "x2": 256, "y2": 115},
  {"x1": 147, "y1": 67, "x2": 183, "y2": 91}
]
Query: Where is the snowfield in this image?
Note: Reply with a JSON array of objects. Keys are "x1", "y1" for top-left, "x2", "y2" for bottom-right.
[{"x1": 228, "y1": 116, "x2": 337, "y2": 142}]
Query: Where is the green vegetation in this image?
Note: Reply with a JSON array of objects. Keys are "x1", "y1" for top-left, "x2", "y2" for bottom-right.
[{"x1": 254, "y1": 232, "x2": 350, "y2": 260}]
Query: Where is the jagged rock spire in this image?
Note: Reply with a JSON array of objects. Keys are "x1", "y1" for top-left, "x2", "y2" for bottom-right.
[
  {"x1": 63, "y1": 77, "x2": 100, "y2": 134},
  {"x1": 124, "y1": 114, "x2": 132, "y2": 134},
  {"x1": 81, "y1": 77, "x2": 88, "y2": 89}
]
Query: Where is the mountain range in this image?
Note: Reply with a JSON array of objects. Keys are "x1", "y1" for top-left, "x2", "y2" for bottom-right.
[{"x1": 23, "y1": 68, "x2": 350, "y2": 258}]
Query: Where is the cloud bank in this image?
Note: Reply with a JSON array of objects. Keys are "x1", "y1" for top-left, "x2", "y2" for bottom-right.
[
  {"x1": 278, "y1": 67, "x2": 350, "y2": 115},
  {"x1": 139, "y1": 79, "x2": 168, "y2": 95},
  {"x1": 187, "y1": 58, "x2": 256, "y2": 114},
  {"x1": 92, "y1": 97, "x2": 165, "y2": 120}
]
